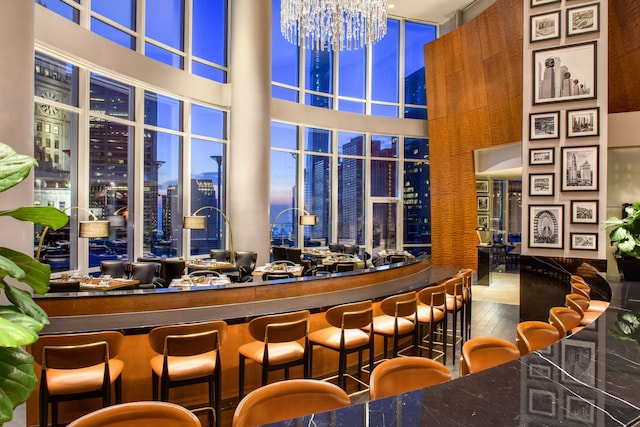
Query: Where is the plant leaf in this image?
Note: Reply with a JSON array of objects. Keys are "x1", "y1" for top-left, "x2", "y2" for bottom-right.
[
  {"x1": 0, "y1": 347, "x2": 37, "y2": 424},
  {"x1": 2, "y1": 282, "x2": 49, "y2": 326},
  {"x1": 0, "y1": 206, "x2": 68, "y2": 229},
  {"x1": 0, "y1": 144, "x2": 37, "y2": 194},
  {"x1": 0, "y1": 249, "x2": 51, "y2": 294},
  {"x1": 0, "y1": 315, "x2": 39, "y2": 347},
  {"x1": 0, "y1": 306, "x2": 44, "y2": 337}
]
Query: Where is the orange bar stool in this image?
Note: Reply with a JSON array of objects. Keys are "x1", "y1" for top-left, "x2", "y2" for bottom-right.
[
  {"x1": 308, "y1": 300, "x2": 374, "y2": 391},
  {"x1": 566, "y1": 293, "x2": 604, "y2": 326},
  {"x1": 369, "y1": 356, "x2": 451, "y2": 400},
  {"x1": 66, "y1": 401, "x2": 202, "y2": 427},
  {"x1": 32, "y1": 331, "x2": 124, "y2": 427},
  {"x1": 415, "y1": 284, "x2": 447, "y2": 361},
  {"x1": 238, "y1": 310, "x2": 310, "y2": 399},
  {"x1": 458, "y1": 268, "x2": 474, "y2": 340},
  {"x1": 147, "y1": 320, "x2": 228, "y2": 427},
  {"x1": 232, "y1": 379, "x2": 351, "y2": 427},
  {"x1": 460, "y1": 336, "x2": 520, "y2": 376},
  {"x1": 516, "y1": 321, "x2": 560, "y2": 355},
  {"x1": 571, "y1": 281, "x2": 609, "y2": 312},
  {"x1": 548, "y1": 306, "x2": 583, "y2": 338},
  {"x1": 444, "y1": 275, "x2": 465, "y2": 364},
  {"x1": 364, "y1": 291, "x2": 419, "y2": 363}
]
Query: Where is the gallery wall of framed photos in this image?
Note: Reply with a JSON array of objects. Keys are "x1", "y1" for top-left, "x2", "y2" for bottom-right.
[{"x1": 522, "y1": 0, "x2": 607, "y2": 259}]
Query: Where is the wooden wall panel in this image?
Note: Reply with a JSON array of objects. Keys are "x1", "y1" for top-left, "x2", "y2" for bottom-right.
[
  {"x1": 425, "y1": 0, "x2": 523, "y2": 269},
  {"x1": 609, "y1": 0, "x2": 640, "y2": 113}
]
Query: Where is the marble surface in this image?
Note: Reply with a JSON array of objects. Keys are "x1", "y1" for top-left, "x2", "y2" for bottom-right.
[{"x1": 269, "y1": 273, "x2": 640, "y2": 426}]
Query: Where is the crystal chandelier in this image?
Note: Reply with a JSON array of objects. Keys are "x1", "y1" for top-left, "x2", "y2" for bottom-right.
[{"x1": 280, "y1": 0, "x2": 388, "y2": 51}]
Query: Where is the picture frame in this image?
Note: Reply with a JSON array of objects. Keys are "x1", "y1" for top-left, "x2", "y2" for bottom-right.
[
  {"x1": 570, "y1": 200, "x2": 598, "y2": 224},
  {"x1": 477, "y1": 196, "x2": 490, "y2": 212},
  {"x1": 528, "y1": 363, "x2": 552, "y2": 379},
  {"x1": 476, "y1": 179, "x2": 489, "y2": 193},
  {"x1": 530, "y1": 111, "x2": 560, "y2": 140},
  {"x1": 531, "y1": 0, "x2": 560, "y2": 7},
  {"x1": 561, "y1": 340, "x2": 596, "y2": 386},
  {"x1": 531, "y1": 11, "x2": 561, "y2": 43},
  {"x1": 529, "y1": 204, "x2": 564, "y2": 249},
  {"x1": 529, "y1": 147, "x2": 555, "y2": 166},
  {"x1": 561, "y1": 145, "x2": 599, "y2": 191},
  {"x1": 567, "y1": 3, "x2": 600, "y2": 37},
  {"x1": 478, "y1": 215, "x2": 489, "y2": 229},
  {"x1": 566, "y1": 395, "x2": 595, "y2": 423},
  {"x1": 528, "y1": 388, "x2": 557, "y2": 417},
  {"x1": 533, "y1": 41, "x2": 597, "y2": 105},
  {"x1": 529, "y1": 173, "x2": 555, "y2": 197},
  {"x1": 567, "y1": 107, "x2": 599, "y2": 138},
  {"x1": 570, "y1": 232, "x2": 598, "y2": 251}
]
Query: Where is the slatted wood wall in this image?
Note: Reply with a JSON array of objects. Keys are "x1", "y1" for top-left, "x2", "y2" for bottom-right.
[
  {"x1": 425, "y1": 0, "x2": 523, "y2": 268},
  {"x1": 609, "y1": 0, "x2": 640, "y2": 114}
]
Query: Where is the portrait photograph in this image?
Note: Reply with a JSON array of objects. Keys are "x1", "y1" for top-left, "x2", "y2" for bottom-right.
[
  {"x1": 567, "y1": 3, "x2": 600, "y2": 37},
  {"x1": 533, "y1": 41, "x2": 597, "y2": 105},
  {"x1": 567, "y1": 107, "x2": 599, "y2": 138},
  {"x1": 530, "y1": 111, "x2": 560, "y2": 140},
  {"x1": 570, "y1": 200, "x2": 598, "y2": 224},
  {"x1": 529, "y1": 173, "x2": 554, "y2": 197},
  {"x1": 529, "y1": 147, "x2": 555, "y2": 166},
  {"x1": 531, "y1": 11, "x2": 561, "y2": 43},
  {"x1": 529, "y1": 204, "x2": 564, "y2": 249},
  {"x1": 561, "y1": 145, "x2": 599, "y2": 191},
  {"x1": 477, "y1": 196, "x2": 490, "y2": 212},
  {"x1": 570, "y1": 232, "x2": 598, "y2": 251}
]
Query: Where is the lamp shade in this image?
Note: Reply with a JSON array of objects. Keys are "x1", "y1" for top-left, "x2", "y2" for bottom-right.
[
  {"x1": 79, "y1": 220, "x2": 110, "y2": 238},
  {"x1": 183, "y1": 215, "x2": 207, "y2": 230},
  {"x1": 299, "y1": 214, "x2": 317, "y2": 226}
]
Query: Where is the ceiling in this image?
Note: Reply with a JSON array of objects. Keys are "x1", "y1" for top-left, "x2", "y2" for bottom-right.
[{"x1": 386, "y1": 0, "x2": 478, "y2": 24}]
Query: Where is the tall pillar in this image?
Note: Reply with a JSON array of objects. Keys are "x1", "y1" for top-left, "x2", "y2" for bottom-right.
[
  {"x1": 229, "y1": 0, "x2": 272, "y2": 265},
  {"x1": 0, "y1": 1, "x2": 35, "y2": 261}
]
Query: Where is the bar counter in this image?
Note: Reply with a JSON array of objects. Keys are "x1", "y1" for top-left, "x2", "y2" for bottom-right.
[{"x1": 271, "y1": 273, "x2": 640, "y2": 426}]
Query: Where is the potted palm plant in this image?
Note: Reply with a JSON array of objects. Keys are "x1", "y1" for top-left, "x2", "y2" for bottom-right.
[
  {"x1": 605, "y1": 202, "x2": 640, "y2": 281},
  {"x1": 0, "y1": 142, "x2": 67, "y2": 424}
]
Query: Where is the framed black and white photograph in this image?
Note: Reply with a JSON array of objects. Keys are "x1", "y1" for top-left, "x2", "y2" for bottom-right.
[
  {"x1": 533, "y1": 41, "x2": 597, "y2": 105},
  {"x1": 531, "y1": 0, "x2": 560, "y2": 7},
  {"x1": 528, "y1": 363, "x2": 552, "y2": 379},
  {"x1": 530, "y1": 111, "x2": 560, "y2": 140},
  {"x1": 531, "y1": 11, "x2": 561, "y2": 43},
  {"x1": 567, "y1": 3, "x2": 600, "y2": 37},
  {"x1": 528, "y1": 388, "x2": 557, "y2": 417},
  {"x1": 529, "y1": 147, "x2": 555, "y2": 165},
  {"x1": 562, "y1": 340, "x2": 596, "y2": 386},
  {"x1": 567, "y1": 107, "x2": 599, "y2": 138},
  {"x1": 529, "y1": 205, "x2": 564, "y2": 249},
  {"x1": 477, "y1": 196, "x2": 490, "y2": 212},
  {"x1": 570, "y1": 232, "x2": 598, "y2": 251},
  {"x1": 529, "y1": 173, "x2": 555, "y2": 197},
  {"x1": 476, "y1": 179, "x2": 489, "y2": 193},
  {"x1": 570, "y1": 200, "x2": 598, "y2": 224},
  {"x1": 478, "y1": 215, "x2": 489, "y2": 229},
  {"x1": 561, "y1": 145, "x2": 599, "y2": 191},
  {"x1": 566, "y1": 395, "x2": 595, "y2": 423}
]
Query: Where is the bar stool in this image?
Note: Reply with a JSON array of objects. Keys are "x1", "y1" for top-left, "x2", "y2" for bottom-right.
[
  {"x1": 369, "y1": 356, "x2": 451, "y2": 400},
  {"x1": 364, "y1": 291, "x2": 418, "y2": 363},
  {"x1": 232, "y1": 379, "x2": 350, "y2": 427},
  {"x1": 32, "y1": 331, "x2": 124, "y2": 427},
  {"x1": 444, "y1": 275, "x2": 465, "y2": 364},
  {"x1": 460, "y1": 336, "x2": 520, "y2": 376},
  {"x1": 566, "y1": 293, "x2": 604, "y2": 326},
  {"x1": 415, "y1": 284, "x2": 447, "y2": 361},
  {"x1": 148, "y1": 320, "x2": 228, "y2": 427},
  {"x1": 458, "y1": 268, "x2": 473, "y2": 340},
  {"x1": 548, "y1": 306, "x2": 583, "y2": 338},
  {"x1": 571, "y1": 281, "x2": 609, "y2": 312},
  {"x1": 516, "y1": 321, "x2": 560, "y2": 355},
  {"x1": 238, "y1": 310, "x2": 310, "y2": 399},
  {"x1": 308, "y1": 300, "x2": 374, "y2": 391},
  {"x1": 66, "y1": 401, "x2": 202, "y2": 427}
]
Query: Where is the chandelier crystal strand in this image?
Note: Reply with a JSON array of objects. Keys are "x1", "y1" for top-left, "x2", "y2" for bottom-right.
[{"x1": 281, "y1": 0, "x2": 387, "y2": 51}]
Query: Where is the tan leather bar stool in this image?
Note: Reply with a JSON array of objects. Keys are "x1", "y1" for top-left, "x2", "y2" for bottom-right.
[
  {"x1": 308, "y1": 300, "x2": 374, "y2": 391},
  {"x1": 460, "y1": 336, "x2": 520, "y2": 376},
  {"x1": 444, "y1": 275, "x2": 465, "y2": 364},
  {"x1": 458, "y1": 268, "x2": 473, "y2": 340},
  {"x1": 566, "y1": 293, "x2": 604, "y2": 326},
  {"x1": 548, "y1": 306, "x2": 583, "y2": 338},
  {"x1": 369, "y1": 356, "x2": 451, "y2": 400},
  {"x1": 516, "y1": 321, "x2": 560, "y2": 355},
  {"x1": 232, "y1": 379, "x2": 351, "y2": 427},
  {"x1": 66, "y1": 401, "x2": 202, "y2": 427},
  {"x1": 148, "y1": 320, "x2": 228, "y2": 427},
  {"x1": 571, "y1": 280, "x2": 609, "y2": 312},
  {"x1": 238, "y1": 310, "x2": 310, "y2": 399},
  {"x1": 415, "y1": 284, "x2": 447, "y2": 361},
  {"x1": 32, "y1": 331, "x2": 124, "y2": 427}
]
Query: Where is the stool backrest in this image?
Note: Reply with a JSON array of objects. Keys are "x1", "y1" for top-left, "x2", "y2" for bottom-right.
[
  {"x1": 248, "y1": 310, "x2": 310, "y2": 343},
  {"x1": 148, "y1": 320, "x2": 228, "y2": 356},
  {"x1": 369, "y1": 356, "x2": 451, "y2": 400},
  {"x1": 32, "y1": 331, "x2": 124, "y2": 366},
  {"x1": 516, "y1": 321, "x2": 560, "y2": 355},
  {"x1": 67, "y1": 401, "x2": 202, "y2": 427},
  {"x1": 548, "y1": 306, "x2": 582, "y2": 338},
  {"x1": 417, "y1": 284, "x2": 447, "y2": 309},
  {"x1": 380, "y1": 291, "x2": 417, "y2": 318},
  {"x1": 325, "y1": 300, "x2": 373, "y2": 330},
  {"x1": 461, "y1": 336, "x2": 520, "y2": 376}
]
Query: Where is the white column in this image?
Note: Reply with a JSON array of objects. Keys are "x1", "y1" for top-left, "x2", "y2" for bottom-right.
[
  {"x1": 0, "y1": 1, "x2": 35, "y2": 261},
  {"x1": 229, "y1": 0, "x2": 272, "y2": 265}
]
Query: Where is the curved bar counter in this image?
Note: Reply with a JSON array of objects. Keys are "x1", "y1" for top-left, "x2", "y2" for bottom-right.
[{"x1": 271, "y1": 274, "x2": 640, "y2": 427}]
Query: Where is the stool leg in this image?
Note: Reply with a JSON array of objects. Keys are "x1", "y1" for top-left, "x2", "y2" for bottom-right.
[
  {"x1": 152, "y1": 371, "x2": 159, "y2": 400},
  {"x1": 39, "y1": 387, "x2": 48, "y2": 427},
  {"x1": 238, "y1": 355, "x2": 246, "y2": 400},
  {"x1": 51, "y1": 401, "x2": 58, "y2": 427},
  {"x1": 115, "y1": 375, "x2": 122, "y2": 403}
]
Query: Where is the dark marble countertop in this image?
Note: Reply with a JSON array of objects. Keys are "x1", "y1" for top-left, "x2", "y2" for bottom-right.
[{"x1": 269, "y1": 273, "x2": 640, "y2": 426}]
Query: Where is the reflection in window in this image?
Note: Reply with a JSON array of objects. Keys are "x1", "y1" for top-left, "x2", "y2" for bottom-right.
[
  {"x1": 36, "y1": 0, "x2": 80, "y2": 23},
  {"x1": 404, "y1": 22, "x2": 436, "y2": 108},
  {"x1": 371, "y1": 134, "x2": 398, "y2": 158},
  {"x1": 371, "y1": 160, "x2": 397, "y2": 198},
  {"x1": 305, "y1": 50, "x2": 333, "y2": 108},
  {"x1": 144, "y1": 91, "x2": 183, "y2": 131},
  {"x1": 90, "y1": 73, "x2": 134, "y2": 120},
  {"x1": 305, "y1": 153, "x2": 331, "y2": 246},
  {"x1": 338, "y1": 157, "x2": 364, "y2": 246},
  {"x1": 404, "y1": 157, "x2": 431, "y2": 249},
  {"x1": 270, "y1": 151, "x2": 298, "y2": 246}
]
